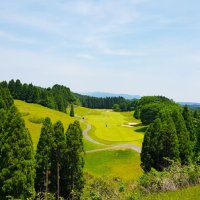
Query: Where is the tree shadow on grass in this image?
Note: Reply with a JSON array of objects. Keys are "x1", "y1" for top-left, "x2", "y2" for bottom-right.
[{"x1": 134, "y1": 126, "x2": 148, "y2": 133}]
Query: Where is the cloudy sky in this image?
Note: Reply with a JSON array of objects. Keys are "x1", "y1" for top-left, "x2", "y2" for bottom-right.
[{"x1": 0, "y1": 0, "x2": 200, "y2": 102}]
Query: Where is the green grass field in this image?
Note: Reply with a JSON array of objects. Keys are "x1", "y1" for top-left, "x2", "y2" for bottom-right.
[
  {"x1": 142, "y1": 185, "x2": 200, "y2": 200},
  {"x1": 84, "y1": 149, "x2": 142, "y2": 181},
  {"x1": 75, "y1": 107, "x2": 145, "y2": 146}
]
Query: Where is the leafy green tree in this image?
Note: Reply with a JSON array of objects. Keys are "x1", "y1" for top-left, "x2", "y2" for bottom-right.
[
  {"x1": 61, "y1": 121, "x2": 84, "y2": 199},
  {"x1": 140, "y1": 103, "x2": 162, "y2": 125},
  {"x1": 172, "y1": 109, "x2": 192, "y2": 164},
  {"x1": 50, "y1": 121, "x2": 66, "y2": 199},
  {"x1": 35, "y1": 117, "x2": 54, "y2": 196},
  {"x1": 0, "y1": 106, "x2": 35, "y2": 199},
  {"x1": 70, "y1": 104, "x2": 75, "y2": 117},
  {"x1": 112, "y1": 104, "x2": 121, "y2": 112}
]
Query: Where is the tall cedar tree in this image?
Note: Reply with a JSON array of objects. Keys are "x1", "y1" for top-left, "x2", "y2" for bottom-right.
[
  {"x1": 141, "y1": 111, "x2": 180, "y2": 171},
  {"x1": 141, "y1": 118, "x2": 162, "y2": 171},
  {"x1": 0, "y1": 106, "x2": 35, "y2": 199},
  {"x1": 61, "y1": 121, "x2": 84, "y2": 199},
  {"x1": 172, "y1": 109, "x2": 192, "y2": 164},
  {"x1": 35, "y1": 117, "x2": 54, "y2": 195},
  {"x1": 182, "y1": 105, "x2": 197, "y2": 150},
  {"x1": 70, "y1": 104, "x2": 75, "y2": 117},
  {"x1": 141, "y1": 125, "x2": 152, "y2": 172},
  {"x1": 50, "y1": 121, "x2": 66, "y2": 199},
  {"x1": 159, "y1": 111, "x2": 180, "y2": 169}
]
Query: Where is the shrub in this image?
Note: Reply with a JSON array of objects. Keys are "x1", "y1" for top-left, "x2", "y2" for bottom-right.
[{"x1": 28, "y1": 117, "x2": 45, "y2": 124}]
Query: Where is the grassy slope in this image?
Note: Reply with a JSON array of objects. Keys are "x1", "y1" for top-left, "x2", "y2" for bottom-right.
[
  {"x1": 142, "y1": 185, "x2": 200, "y2": 200},
  {"x1": 84, "y1": 149, "x2": 142, "y2": 181},
  {"x1": 15, "y1": 100, "x2": 99, "y2": 151},
  {"x1": 75, "y1": 107, "x2": 145, "y2": 146}
]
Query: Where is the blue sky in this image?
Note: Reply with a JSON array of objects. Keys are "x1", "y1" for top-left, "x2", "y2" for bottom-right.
[{"x1": 0, "y1": 0, "x2": 200, "y2": 102}]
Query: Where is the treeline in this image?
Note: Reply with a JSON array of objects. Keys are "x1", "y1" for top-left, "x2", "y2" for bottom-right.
[
  {"x1": 0, "y1": 85, "x2": 84, "y2": 199},
  {"x1": 0, "y1": 79, "x2": 76, "y2": 112},
  {"x1": 138, "y1": 96, "x2": 200, "y2": 173},
  {"x1": 74, "y1": 93, "x2": 137, "y2": 111},
  {"x1": 2, "y1": 79, "x2": 138, "y2": 112}
]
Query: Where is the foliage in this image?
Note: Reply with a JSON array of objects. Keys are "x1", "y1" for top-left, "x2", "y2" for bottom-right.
[
  {"x1": 0, "y1": 85, "x2": 13, "y2": 110},
  {"x1": 2, "y1": 79, "x2": 76, "y2": 113},
  {"x1": 112, "y1": 104, "x2": 121, "y2": 112},
  {"x1": 28, "y1": 117, "x2": 45, "y2": 124},
  {"x1": 139, "y1": 163, "x2": 200, "y2": 194},
  {"x1": 70, "y1": 104, "x2": 75, "y2": 117},
  {"x1": 35, "y1": 117, "x2": 54, "y2": 193},
  {"x1": 49, "y1": 121, "x2": 66, "y2": 198},
  {"x1": 61, "y1": 121, "x2": 85, "y2": 199},
  {"x1": 134, "y1": 96, "x2": 176, "y2": 125},
  {"x1": 141, "y1": 110, "x2": 181, "y2": 171},
  {"x1": 0, "y1": 106, "x2": 35, "y2": 199},
  {"x1": 75, "y1": 93, "x2": 137, "y2": 111}
]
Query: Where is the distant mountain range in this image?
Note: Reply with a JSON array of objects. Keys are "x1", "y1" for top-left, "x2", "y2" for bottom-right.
[
  {"x1": 178, "y1": 102, "x2": 200, "y2": 109},
  {"x1": 81, "y1": 92, "x2": 141, "y2": 100}
]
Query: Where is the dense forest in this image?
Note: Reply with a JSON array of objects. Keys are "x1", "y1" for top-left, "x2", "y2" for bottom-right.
[
  {"x1": 136, "y1": 96, "x2": 200, "y2": 172},
  {"x1": 74, "y1": 93, "x2": 137, "y2": 111},
  {"x1": 1, "y1": 80, "x2": 137, "y2": 112},
  {"x1": 0, "y1": 85, "x2": 84, "y2": 199}
]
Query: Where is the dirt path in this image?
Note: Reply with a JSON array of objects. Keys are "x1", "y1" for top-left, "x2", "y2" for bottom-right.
[{"x1": 81, "y1": 119, "x2": 141, "y2": 153}]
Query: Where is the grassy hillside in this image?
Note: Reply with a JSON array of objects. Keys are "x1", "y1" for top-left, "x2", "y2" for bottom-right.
[
  {"x1": 142, "y1": 185, "x2": 200, "y2": 200},
  {"x1": 15, "y1": 100, "x2": 97, "y2": 151}
]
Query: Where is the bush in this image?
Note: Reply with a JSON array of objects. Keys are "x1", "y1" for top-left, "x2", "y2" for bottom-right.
[
  {"x1": 138, "y1": 163, "x2": 200, "y2": 194},
  {"x1": 28, "y1": 117, "x2": 45, "y2": 124}
]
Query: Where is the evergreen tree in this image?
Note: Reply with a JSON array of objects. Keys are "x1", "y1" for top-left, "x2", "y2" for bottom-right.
[
  {"x1": 182, "y1": 105, "x2": 197, "y2": 151},
  {"x1": 159, "y1": 111, "x2": 180, "y2": 169},
  {"x1": 141, "y1": 125, "x2": 153, "y2": 172},
  {"x1": 35, "y1": 117, "x2": 54, "y2": 196},
  {"x1": 195, "y1": 123, "x2": 200, "y2": 164},
  {"x1": 50, "y1": 121, "x2": 66, "y2": 199},
  {"x1": 62, "y1": 121, "x2": 84, "y2": 199},
  {"x1": 0, "y1": 106, "x2": 35, "y2": 199},
  {"x1": 149, "y1": 118, "x2": 162, "y2": 170},
  {"x1": 70, "y1": 104, "x2": 75, "y2": 117},
  {"x1": 172, "y1": 109, "x2": 192, "y2": 164},
  {"x1": 141, "y1": 118, "x2": 162, "y2": 172}
]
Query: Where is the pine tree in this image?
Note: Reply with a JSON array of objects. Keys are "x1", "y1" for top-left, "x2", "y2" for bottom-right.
[
  {"x1": 70, "y1": 104, "x2": 75, "y2": 117},
  {"x1": 61, "y1": 121, "x2": 84, "y2": 199},
  {"x1": 50, "y1": 121, "x2": 66, "y2": 199},
  {"x1": 172, "y1": 109, "x2": 192, "y2": 164},
  {"x1": 0, "y1": 106, "x2": 35, "y2": 199},
  {"x1": 35, "y1": 117, "x2": 54, "y2": 196}
]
